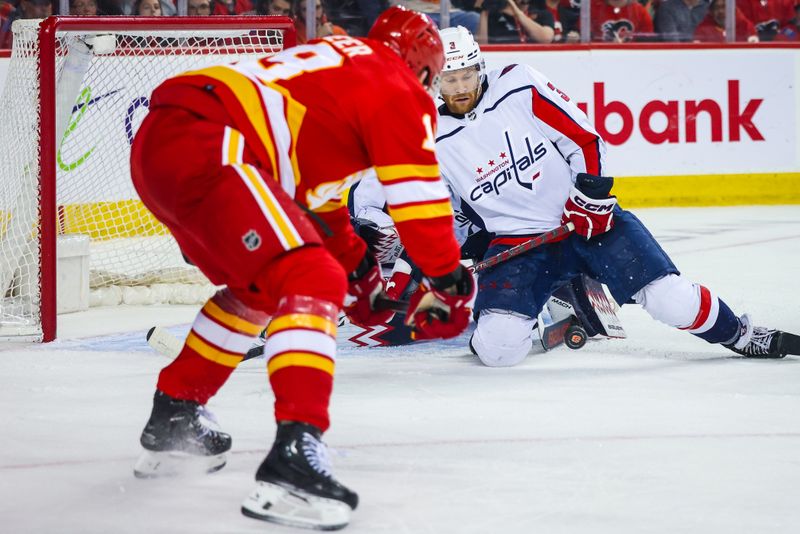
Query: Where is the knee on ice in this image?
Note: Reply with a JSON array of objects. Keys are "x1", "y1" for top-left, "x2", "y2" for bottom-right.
[{"x1": 471, "y1": 310, "x2": 536, "y2": 367}]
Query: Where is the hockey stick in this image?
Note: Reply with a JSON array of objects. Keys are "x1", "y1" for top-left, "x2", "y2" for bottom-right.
[
  {"x1": 145, "y1": 295, "x2": 411, "y2": 359},
  {"x1": 363, "y1": 225, "x2": 573, "y2": 316},
  {"x1": 469, "y1": 222, "x2": 574, "y2": 274},
  {"x1": 145, "y1": 226, "x2": 572, "y2": 358},
  {"x1": 372, "y1": 223, "x2": 574, "y2": 319},
  {"x1": 374, "y1": 293, "x2": 409, "y2": 313}
]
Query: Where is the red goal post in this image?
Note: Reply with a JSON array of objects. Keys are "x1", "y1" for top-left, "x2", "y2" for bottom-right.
[{"x1": 0, "y1": 16, "x2": 295, "y2": 342}]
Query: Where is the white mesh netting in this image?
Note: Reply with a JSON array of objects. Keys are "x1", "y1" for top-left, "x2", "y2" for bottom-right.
[{"x1": 0, "y1": 19, "x2": 286, "y2": 338}]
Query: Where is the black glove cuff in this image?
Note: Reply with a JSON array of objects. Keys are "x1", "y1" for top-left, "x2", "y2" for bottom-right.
[
  {"x1": 575, "y1": 173, "x2": 614, "y2": 199},
  {"x1": 428, "y1": 264, "x2": 472, "y2": 295},
  {"x1": 349, "y1": 251, "x2": 377, "y2": 281}
]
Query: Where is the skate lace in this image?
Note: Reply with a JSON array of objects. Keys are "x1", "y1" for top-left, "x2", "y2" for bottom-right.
[
  {"x1": 741, "y1": 327, "x2": 776, "y2": 356},
  {"x1": 301, "y1": 432, "x2": 333, "y2": 478},
  {"x1": 189, "y1": 405, "x2": 222, "y2": 441}
]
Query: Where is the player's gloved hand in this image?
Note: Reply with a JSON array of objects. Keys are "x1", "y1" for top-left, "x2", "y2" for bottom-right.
[
  {"x1": 344, "y1": 252, "x2": 394, "y2": 327},
  {"x1": 385, "y1": 257, "x2": 413, "y2": 301},
  {"x1": 561, "y1": 172, "x2": 617, "y2": 240},
  {"x1": 405, "y1": 264, "x2": 476, "y2": 340}
]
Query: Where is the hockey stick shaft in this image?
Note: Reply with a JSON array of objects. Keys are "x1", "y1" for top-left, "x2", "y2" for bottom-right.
[
  {"x1": 147, "y1": 296, "x2": 410, "y2": 359},
  {"x1": 375, "y1": 293, "x2": 409, "y2": 313},
  {"x1": 146, "y1": 221, "x2": 568, "y2": 359},
  {"x1": 469, "y1": 222, "x2": 575, "y2": 274},
  {"x1": 372, "y1": 224, "x2": 573, "y2": 312}
]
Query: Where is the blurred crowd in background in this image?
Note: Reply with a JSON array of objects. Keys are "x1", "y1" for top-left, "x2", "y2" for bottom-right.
[{"x1": 2, "y1": 0, "x2": 800, "y2": 50}]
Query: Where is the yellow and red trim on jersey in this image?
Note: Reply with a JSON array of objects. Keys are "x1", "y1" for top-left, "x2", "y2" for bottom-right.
[
  {"x1": 388, "y1": 198, "x2": 453, "y2": 223},
  {"x1": 232, "y1": 163, "x2": 304, "y2": 251},
  {"x1": 202, "y1": 299, "x2": 263, "y2": 337},
  {"x1": 193, "y1": 311, "x2": 256, "y2": 353},
  {"x1": 375, "y1": 163, "x2": 441, "y2": 183},
  {"x1": 221, "y1": 126, "x2": 245, "y2": 166},
  {"x1": 382, "y1": 179, "x2": 450, "y2": 207},
  {"x1": 267, "y1": 350, "x2": 335, "y2": 375},
  {"x1": 180, "y1": 67, "x2": 281, "y2": 183},
  {"x1": 185, "y1": 331, "x2": 244, "y2": 368},
  {"x1": 267, "y1": 313, "x2": 337, "y2": 338},
  {"x1": 264, "y1": 82, "x2": 306, "y2": 187}
]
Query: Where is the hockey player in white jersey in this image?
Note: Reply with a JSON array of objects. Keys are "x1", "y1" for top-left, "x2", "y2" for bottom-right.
[{"x1": 435, "y1": 26, "x2": 800, "y2": 366}]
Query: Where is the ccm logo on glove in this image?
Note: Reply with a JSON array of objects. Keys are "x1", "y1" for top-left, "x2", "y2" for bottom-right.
[
  {"x1": 561, "y1": 173, "x2": 617, "y2": 240},
  {"x1": 569, "y1": 194, "x2": 614, "y2": 214}
]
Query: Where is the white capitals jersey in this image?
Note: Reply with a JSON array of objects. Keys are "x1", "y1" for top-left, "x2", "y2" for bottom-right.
[
  {"x1": 351, "y1": 174, "x2": 482, "y2": 247},
  {"x1": 436, "y1": 64, "x2": 607, "y2": 236}
]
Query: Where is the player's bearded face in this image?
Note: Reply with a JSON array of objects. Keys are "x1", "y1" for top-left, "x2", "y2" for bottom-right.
[{"x1": 440, "y1": 66, "x2": 481, "y2": 115}]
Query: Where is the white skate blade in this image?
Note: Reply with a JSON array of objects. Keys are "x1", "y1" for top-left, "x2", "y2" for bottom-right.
[
  {"x1": 241, "y1": 481, "x2": 351, "y2": 531},
  {"x1": 133, "y1": 449, "x2": 226, "y2": 479}
]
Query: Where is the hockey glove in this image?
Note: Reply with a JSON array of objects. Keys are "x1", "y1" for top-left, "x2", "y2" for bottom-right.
[
  {"x1": 385, "y1": 257, "x2": 414, "y2": 301},
  {"x1": 561, "y1": 173, "x2": 617, "y2": 240},
  {"x1": 405, "y1": 265, "x2": 476, "y2": 340},
  {"x1": 344, "y1": 252, "x2": 395, "y2": 327}
]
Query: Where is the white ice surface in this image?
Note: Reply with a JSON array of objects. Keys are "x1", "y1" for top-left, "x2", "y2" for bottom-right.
[{"x1": 1, "y1": 206, "x2": 800, "y2": 534}]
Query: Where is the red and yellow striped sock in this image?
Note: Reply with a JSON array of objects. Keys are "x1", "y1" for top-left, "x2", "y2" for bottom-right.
[
  {"x1": 265, "y1": 295, "x2": 340, "y2": 432},
  {"x1": 157, "y1": 291, "x2": 268, "y2": 404}
]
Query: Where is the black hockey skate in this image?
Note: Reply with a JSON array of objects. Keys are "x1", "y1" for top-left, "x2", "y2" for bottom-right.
[
  {"x1": 241, "y1": 422, "x2": 358, "y2": 531},
  {"x1": 724, "y1": 314, "x2": 800, "y2": 359},
  {"x1": 133, "y1": 390, "x2": 232, "y2": 478}
]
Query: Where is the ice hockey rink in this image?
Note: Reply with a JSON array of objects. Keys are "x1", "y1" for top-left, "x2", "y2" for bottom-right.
[{"x1": 1, "y1": 205, "x2": 799, "y2": 534}]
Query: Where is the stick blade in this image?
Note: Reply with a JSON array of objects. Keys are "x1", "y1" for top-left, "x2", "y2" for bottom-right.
[{"x1": 146, "y1": 326, "x2": 183, "y2": 359}]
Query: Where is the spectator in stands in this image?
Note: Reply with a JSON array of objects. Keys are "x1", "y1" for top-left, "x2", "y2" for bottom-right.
[
  {"x1": 255, "y1": 0, "x2": 293, "y2": 15},
  {"x1": 1, "y1": 0, "x2": 51, "y2": 49},
  {"x1": 538, "y1": 0, "x2": 580, "y2": 42},
  {"x1": 655, "y1": 0, "x2": 710, "y2": 41},
  {"x1": 398, "y1": 1, "x2": 480, "y2": 34},
  {"x1": 0, "y1": 0, "x2": 16, "y2": 48},
  {"x1": 187, "y1": 0, "x2": 212, "y2": 14},
  {"x1": 737, "y1": 0, "x2": 795, "y2": 40},
  {"x1": 97, "y1": 0, "x2": 124, "y2": 14},
  {"x1": 477, "y1": 0, "x2": 555, "y2": 43},
  {"x1": 787, "y1": 3, "x2": 800, "y2": 39},
  {"x1": 119, "y1": 0, "x2": 175, "y2": 14},
  {"x1": 590, "y1": 0, "x2": 654, "y2": 41},
  {"x1": 0, "y1": 0, "x2": 14, "y2": 19},
  {"x1": 693, "y1": 0, "x2": 759, "y2": 41},
  {"x1": 296, "y1": 0, "x2": 348, "y2": 42},
  {"x1": 214, "y1": 0, "x2": 253, "y2": 14},
  {"x1": 134, "y1": 0, "x2": 162, "y2": 14},
  {"x1": 70, "y1": 0, "x2": 97, "y2": 14},
  {"x1": 355, "y1": 0, "x2": 385, "y2": 28}
]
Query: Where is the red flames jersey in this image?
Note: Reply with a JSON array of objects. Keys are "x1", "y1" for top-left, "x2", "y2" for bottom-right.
[
  {"x1": 149, "y1": 35, "x2": 460, "y2": 277},
  {"x1": 737, "y1": 0, "x2": 796, "y2": 39},
  {"x1": 694, "y1": 9, "x2": 759, "y2": 42},
  {"x1": 590, "y1": 0, "x2": 655, "y2": 42}
]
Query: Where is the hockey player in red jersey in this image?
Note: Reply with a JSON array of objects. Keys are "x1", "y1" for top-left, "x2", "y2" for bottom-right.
[{"x1": 129, "y1": 6, "x2": 475, "y2": 530}]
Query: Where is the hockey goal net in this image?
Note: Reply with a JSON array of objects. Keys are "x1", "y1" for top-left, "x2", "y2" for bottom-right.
[{"x1": 0, "y1": 16, "x2": 295, "y2": 341}]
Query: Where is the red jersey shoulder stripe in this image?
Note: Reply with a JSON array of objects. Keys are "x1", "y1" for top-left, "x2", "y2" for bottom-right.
[{"x1": 530, "y1": 88, "x2": 602, "y2": 176}]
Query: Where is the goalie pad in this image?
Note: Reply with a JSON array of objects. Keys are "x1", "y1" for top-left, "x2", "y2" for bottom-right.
[
  {"x1": 352, "y1": 216, "x2": 403, "y2": 267},
  {"x1": 550, "y1": 275, "x2": 626, "y2": 339}
]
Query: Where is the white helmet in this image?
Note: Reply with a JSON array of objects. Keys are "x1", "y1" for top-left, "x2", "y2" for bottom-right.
[{"x1": 439, "y1": 26, "x2": 485, "y2": 82}]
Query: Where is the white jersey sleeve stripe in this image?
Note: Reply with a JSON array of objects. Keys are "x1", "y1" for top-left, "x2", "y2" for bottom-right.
[{"x1": 382, "y1": 179, "x2": 450, "y2": 207}]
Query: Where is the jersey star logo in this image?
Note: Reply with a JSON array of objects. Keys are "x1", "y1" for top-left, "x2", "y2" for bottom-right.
[
  {"x1": 476, "y1": 167, "x2": 483, "y2": 173},
  {"x1": 500, "y1": 152, "x2": 507, "y2": 159},
  {"x1": 488, "y1": 160, "x2": 495, "y2": 166}
]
